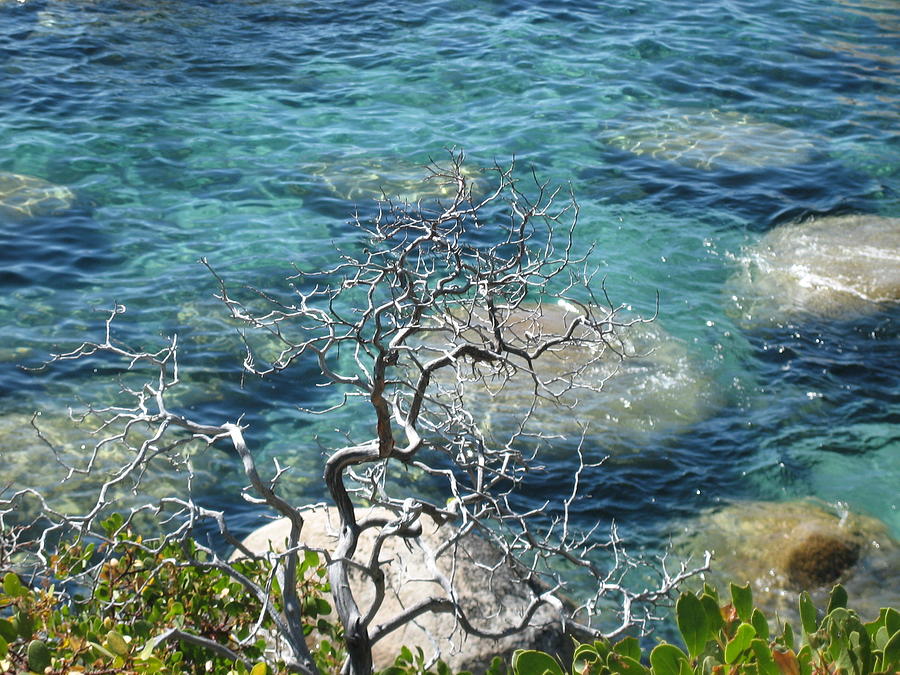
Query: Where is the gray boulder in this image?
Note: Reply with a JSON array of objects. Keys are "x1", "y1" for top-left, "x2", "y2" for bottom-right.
[{"x1": 236, "y1": 506, "x2": 572, "y2": 672}]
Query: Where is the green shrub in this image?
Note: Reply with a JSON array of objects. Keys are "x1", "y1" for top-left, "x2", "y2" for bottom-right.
[
  {"x1": 4, "y1": 525, "x2": 897, "y2": 675},
  {"x1": 0, "y1": 518, "x2": 342, "y2": 674},
  {"x1": 511, "y1": 583, "x2": 899, "y2": 675}
]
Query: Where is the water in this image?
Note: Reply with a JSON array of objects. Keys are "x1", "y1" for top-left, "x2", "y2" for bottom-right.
[{"x1": 1, "y1": 0, "x2": 898, "y2": 614}]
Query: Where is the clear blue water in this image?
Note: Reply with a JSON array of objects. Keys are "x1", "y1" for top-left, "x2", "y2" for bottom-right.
[{"x1": 1, "y1": 0, "x2": 898, "y2": 594}]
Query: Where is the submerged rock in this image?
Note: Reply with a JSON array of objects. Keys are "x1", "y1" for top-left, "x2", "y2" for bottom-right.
[
  {"x1": 726, "y1": 214, "x2": 900, "y2": 326},
  {"x1": 673, "y1": 499, "x2": 900, "y2": 622},
  {"x1": 599, "y1": 109, "x2": 819, "y2": 171},
  {"x1": 0, "y1": 172, "x2": 75, "y2": 219},
  {"x1": 234, "y1": 506, "x2": 570, "y2": 672},
  {"x1": 424, "y1": 303, "x2": 717, "y2": 452},
  {"x1": 291, "y1": 155, "x2": 481, "y2": 208},
  {"x1": 175, "y1": 299, "x2": 298, "y2": 366},
  {"x1": 0, "y1": 410, "x2": 227, "y2": 523}
]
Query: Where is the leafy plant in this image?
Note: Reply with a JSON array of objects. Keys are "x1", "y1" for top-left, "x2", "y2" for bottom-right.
[
  {"x1": 510, "y1": 583, "x2": 899, "y2": 675},
  {"x1": 0, "y1": 519, "x2": 343, "y2": 674},
  {"x1": 377, "y1": 645, "x2": 510, "y2": 675}
]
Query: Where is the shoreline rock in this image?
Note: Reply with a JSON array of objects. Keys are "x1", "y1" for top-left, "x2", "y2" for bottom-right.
[{"x1": 235, "y1": 506, "x2": 572, "y2": 671}]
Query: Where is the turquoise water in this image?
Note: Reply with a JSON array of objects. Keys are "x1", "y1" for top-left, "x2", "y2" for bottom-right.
[{"x1": 1, "y1": 0, "x2": 898, "y2": 596}]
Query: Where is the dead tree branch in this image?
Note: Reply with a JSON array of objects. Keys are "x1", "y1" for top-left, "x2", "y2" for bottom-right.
[{"x1": 3, "y1": 151, "x2": 708, "y2": 675}]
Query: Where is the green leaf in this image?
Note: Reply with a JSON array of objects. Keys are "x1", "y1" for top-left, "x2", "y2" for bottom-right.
[
  {"x1": 573, "y1": 643, "x2": 604, "y2": 672},
  {"x1": 730, "y1": 583, "x2": 753, "y2": 623},
  {"x1": 137, "y1": 633, "x2": 168, "y2": 661},
  {"x1": 106, "y1": 630, "x2": 129, "y2": 656},
  {"x1": 865, "y1": 609, "x2": 886, "y2": 640},
  {"x1": 250, "y1": 662, "x2": 269, "y2": 675},
  {"x1": 304, "y1": 549, "x2": 320, "y2": 570},
  {"x1": 750, "y1": 639, "x2": 779, "y2": 675},
  {"x1": 592, "y1": 640, "x2": 612, "y2": 660},
  {"x1": 797, "y1": 645, "x2": 812, "y2": 675},
  {"x1": 700, "y1": 594, "x2": 724, "y2": 634},
  {"x1": 89, "y1": 639, "x2": 116, "y2": 660},
  {"x1": 825, "y1": 585, "x2": 848, "y2": 614},
  {"x1": 873, "y1": 625, "x2": 889, "y2": 650},
  {"x1": 0, "y1": 618, "x2": 15, "y2": 643},
  {"x1": 14, "y1": 610, "x2": 34, "y2": 639},
  {"x1": 27, "y1": 639, "x2": 51, "y2": 673},
  {"x1": 102, "y1": 512, "x2": 125, "y2": 535},
  {"x1": 0, "y1": 634, "x2": 7, "y2": 659},
  {"x1": 613, "y1": 636, "x2": 641, "y2": 661},
  {"x1": 883, "y1": 629, "x2": 900, "y2": 670},
  {"x1": 2, "y1": 572, "x2": 25, "y2": 598},
  {"x1": 650, "y1": 643, "x2": 690, "y2": 675},
  {"x1": 677, "y1": 592, "x2": 710, "y2": 660},
  {"x1": 486, "y1": 656, "x2": 507, "y2": 675},
  {"x1": 782, "y1": 621, "x2": 794, "y2": 651},
  {"x1": 831, "y1": 643, "x2": 853, "y2": 674},
  {"x1": 607, "y1": 653, "x2": 648, "y2": 675},
  {"x1": 885, "y1": 608, "x2": 900, "y2": 636},
  {"x1": 751, "y1": 608, "x2": 769, "y2": 640},
  {"x1": 798, "y1": 592, "x2": 817, "y2": 635},
  {"x1": 725, "y1": 623, "x2": 757, "y2": 664},
  {"x1": 166, "y1": 601, "x2": 185, "y2": 620},
  {"x1": 511, "y1": 649, "x2": 564, "y2": 675}
]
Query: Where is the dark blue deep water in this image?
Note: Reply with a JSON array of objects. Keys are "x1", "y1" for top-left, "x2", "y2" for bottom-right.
[{"x1": 1, "y1": 0, "x2": 898, "y2": 614}]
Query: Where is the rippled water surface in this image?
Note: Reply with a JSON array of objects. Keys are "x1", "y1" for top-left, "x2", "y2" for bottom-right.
[{"x1": 1, "y1": 0, "x2": 898, "y2": 607}]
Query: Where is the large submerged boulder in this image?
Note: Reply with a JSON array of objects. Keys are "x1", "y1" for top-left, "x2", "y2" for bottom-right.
[
  {"x1": 0, "y1": 410, "x2": 227, "y2": 522},
  {"x1": 286, "y1": 155, "x2": 482, "y2": 216},
  {"x1": 673, "y1": 499, "x2": 899, "y2": 623},
  {"x1": 0, "y1": 172, "x2": 74, "y2": 219},
  {"x1": 726, "y1": 214, "x2": 900, "y2": 327},
  {"x1": 235, "y1": 506, "x2": 571, "y2": 672},
  {"x1": 425, "y1": 303, "x2": 718, "y2": 452},
  {"x1": 598, "y1": 109, "x2": 819, "y2": 171}
]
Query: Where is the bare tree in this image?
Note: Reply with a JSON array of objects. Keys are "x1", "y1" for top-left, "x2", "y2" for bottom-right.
[{"x1": 2, "y1": 152, "x2": 708, "y2": 675}]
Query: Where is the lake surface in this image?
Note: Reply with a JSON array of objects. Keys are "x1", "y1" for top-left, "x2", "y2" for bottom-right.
[{"x1": 1, "y1": 0, "x2": 897, "y2": 613}]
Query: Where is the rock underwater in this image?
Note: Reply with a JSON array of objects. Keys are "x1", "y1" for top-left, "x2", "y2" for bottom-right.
[
  {"x1": 0, "y1": 410, "x2": 229, "y2": 525},
  {"x1": 304, "y1": 156, "x2": 480, "y2": 202},
  {"x1": 421, "y1": 302, "x2": 719, "y2": 454},
  {"x1": 282, "y1": 155, "x2": 483, "y2": 218},
  {"x1": 598, "y1": 109, "x2": 819, "y2": 171},
  {"x1": 725, "y1": 214, "x2": 900, "y2": 327},
  {"x1": 234, "y1": 506, "x2": 571, "y2": 672},
  {"x1": 673, "y1": 499, "x2": 900, "y2": 623},
  {"x1": 0, "y1": 171, "x2": 75, "y2": 220}
]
